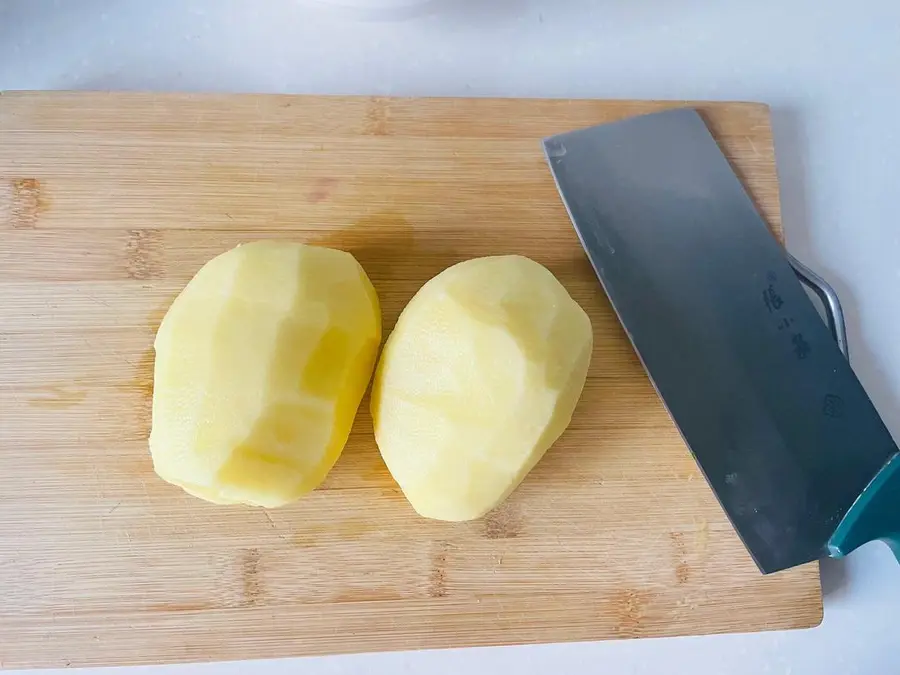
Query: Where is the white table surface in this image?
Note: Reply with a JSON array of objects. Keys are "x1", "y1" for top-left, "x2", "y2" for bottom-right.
[{"x1": 1, "y1": 0, "x2": 899, "y2": 672}]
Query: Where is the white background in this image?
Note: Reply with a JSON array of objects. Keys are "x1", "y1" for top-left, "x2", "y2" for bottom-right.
[{"x1": 1, "y1": 0, "x2": 899, "y2": 672}]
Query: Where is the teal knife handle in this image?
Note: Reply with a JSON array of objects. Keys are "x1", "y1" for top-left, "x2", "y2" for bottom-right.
[{"x1": 827, "y1": 452, "x2": 900, "y2": 563}]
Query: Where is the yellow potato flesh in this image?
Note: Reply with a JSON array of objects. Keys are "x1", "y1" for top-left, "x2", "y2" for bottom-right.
[
  {"x1": 150, "y1": 242, "x2": 381, "y2": 508},
  {"x1": 371, "y1": 255, "x2": 592, "y2": 521}
]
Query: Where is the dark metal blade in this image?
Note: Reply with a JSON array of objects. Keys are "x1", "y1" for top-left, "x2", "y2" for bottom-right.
[{"x1": 543, "y1": 108, "x2": 899, "y2": 573}]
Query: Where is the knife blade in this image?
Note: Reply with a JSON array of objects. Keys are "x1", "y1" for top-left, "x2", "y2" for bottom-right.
[{"x1": 543, "y1": 108, "x2": 899, "y2": 573}]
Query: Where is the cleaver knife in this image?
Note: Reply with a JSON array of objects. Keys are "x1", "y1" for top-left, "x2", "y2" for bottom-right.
[{"x1": 543, "y1": 108, "x2": 900, "y2": 574}]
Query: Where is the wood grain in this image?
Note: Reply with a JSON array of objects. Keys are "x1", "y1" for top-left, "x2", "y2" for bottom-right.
[{"x1": 0, "y1": 92, "x2": 821, "y2": 669}]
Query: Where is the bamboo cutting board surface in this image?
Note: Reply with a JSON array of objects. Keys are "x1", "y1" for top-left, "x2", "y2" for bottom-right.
[{"x1": 0, "y1": 93, "x2": 822, "y2": 669}]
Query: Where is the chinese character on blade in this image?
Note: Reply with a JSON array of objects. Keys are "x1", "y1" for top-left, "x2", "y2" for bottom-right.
[
  {"x1": 763, "y1": 284, "x2": 784, "y2": 313},
  {"x1": 792, "y1": 333, "x2": 811, "y2": 360}
]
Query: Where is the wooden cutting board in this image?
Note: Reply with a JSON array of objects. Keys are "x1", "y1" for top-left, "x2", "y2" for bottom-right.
[{"x1": 0, "y1": 93, "x2": 822, "y2": 669}]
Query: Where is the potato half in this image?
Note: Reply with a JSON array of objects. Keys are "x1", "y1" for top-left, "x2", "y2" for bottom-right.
[
  {"x1": 371, "y1": 255, "x2": 592, "y2": 521},
  {"x1": 150, "y1": 242, "x2": 381, "y2": 507}
]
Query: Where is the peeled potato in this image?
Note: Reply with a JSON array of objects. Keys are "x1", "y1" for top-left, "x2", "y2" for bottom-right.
[
  {"x1": 371, "y1": 255, "x2": 592, "y2": 521},
  {"x1": 150, "y1": 241, "x2": 381, "y2": 508}
]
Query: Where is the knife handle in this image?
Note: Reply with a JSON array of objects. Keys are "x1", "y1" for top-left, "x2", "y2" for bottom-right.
[
  {"x1": 827, "y1": 452, "x2": 900, "y2": 564},
  {"x1": 788, "y1": 254, "x2": 849, "y2": 360}
]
